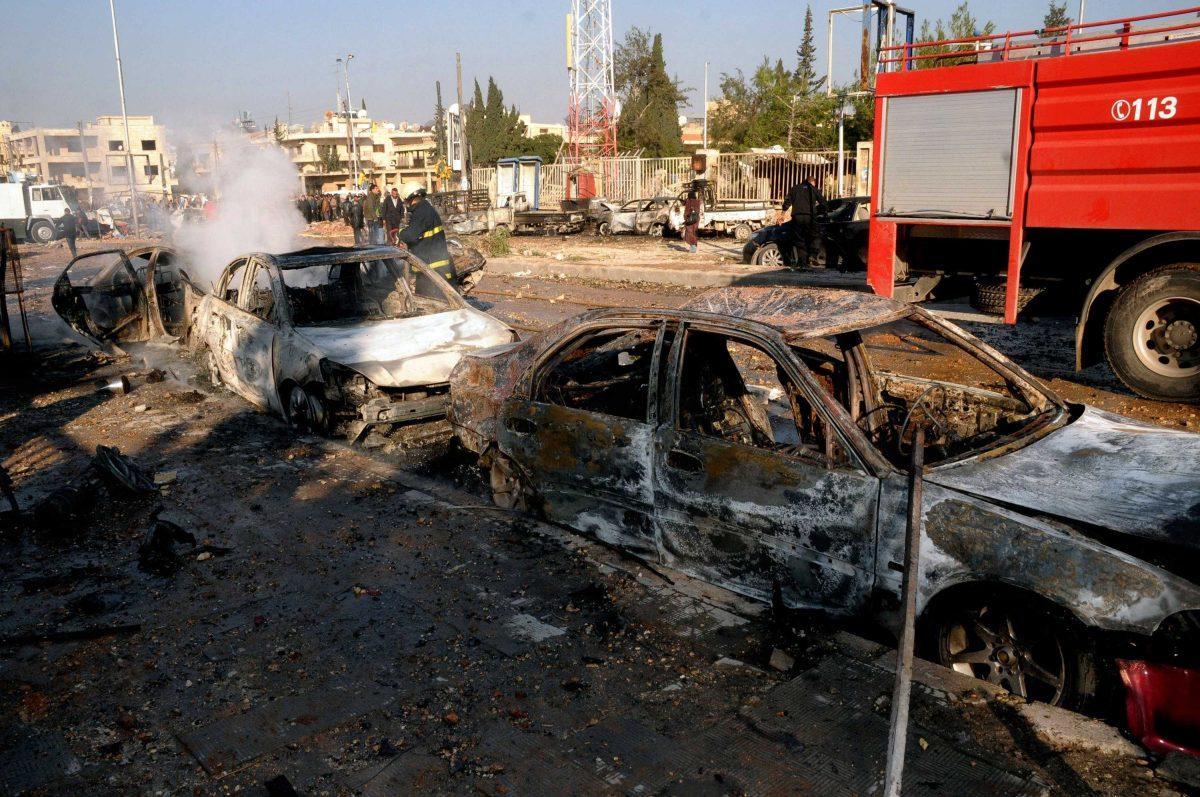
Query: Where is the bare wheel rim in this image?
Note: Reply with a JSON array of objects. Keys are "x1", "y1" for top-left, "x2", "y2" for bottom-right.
[
  {"x1": 649, "y1": 223, "x2": 663, "y2": 237},
  {"x1": 489, "y1": 456, "x2": 525, "y2": 510},
  {"x1": 1132, "y1": 296, "x2": 1200, "y2": 377},
  {"x1": 287, "y1": 386, "x2": 326, "y2": 432},
  {"x1": 733, "y1": 224, "x2": 751, "y2": 242},
  {"x1": 757, "y1": 244, "x2": 783, "y2": 268},
  {"x1": 940, "y1": 603, "x2": 1068, "y2": 705}
]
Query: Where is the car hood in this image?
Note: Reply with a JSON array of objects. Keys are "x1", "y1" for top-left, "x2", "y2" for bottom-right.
[
  {"x1": 296, "y1": 308, "x2": 513, "y2": 388},
  {"x1": 928, "y1": 406, "x2": 1200, "y2": 549}
]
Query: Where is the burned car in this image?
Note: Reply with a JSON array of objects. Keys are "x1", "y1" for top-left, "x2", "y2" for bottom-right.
[
  {"x1": 743, "y1": 196, "x2": 870, "y2": 269},
  {"x1": 449, "y1": 286, "x2": 1200, "y2": 712},
  {"x1": 191, "y1": 246, "x2": 514, "y2": 438},
  {"x1": 596, "y1": 197, "x2": 672, "y2": 237},
  {"x1": 53, "y1": 245, "x2": 515, "y2": 439}
]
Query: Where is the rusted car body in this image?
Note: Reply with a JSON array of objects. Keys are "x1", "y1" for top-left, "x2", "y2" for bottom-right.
[
  {"x1": 53, "y1": 245, "x2": 515, "y2": 439},
  {"x1": 449, "y1": 286, "x2": 1200, "y2": 709}
]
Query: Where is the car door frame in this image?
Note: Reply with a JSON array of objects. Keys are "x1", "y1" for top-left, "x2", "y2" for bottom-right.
[
  {"x1": 52, "y1": 248, "x2": 150, "y2": 347},
  {"x1": 225, "y1": 257, "x2": 285, "y2": 411},
  {"x1": 497, "y1": 315, "x2": 673, "y2": 556},
  {"x1": 653, "y1": 316, "x2": 890, "y2": 612},
  {"x1": 206, "y1": 256, "x2": 266, "y2": 408}
]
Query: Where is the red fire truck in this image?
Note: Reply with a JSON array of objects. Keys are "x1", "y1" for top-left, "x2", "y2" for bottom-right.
[{"x1": 867, "y1": 6, "x2": 1200, "y2": 403}]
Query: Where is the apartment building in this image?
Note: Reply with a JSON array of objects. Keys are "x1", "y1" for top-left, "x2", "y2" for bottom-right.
[
  {"x1": 280, "y1": 112, "x2": 438, "y2": 193},
  {"x1": 2, "y1": 116, "x2": 175, "y2": 204}
]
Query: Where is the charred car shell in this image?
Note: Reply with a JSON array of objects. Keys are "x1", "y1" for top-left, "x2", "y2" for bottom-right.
[{"x1": 449, "y1": 285, "x2": 1200, "y2": 707}]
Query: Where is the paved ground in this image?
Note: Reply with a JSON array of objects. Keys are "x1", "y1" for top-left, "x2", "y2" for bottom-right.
[{"x1": 0, "y1": 235, "x2": 1193, "y2": 795}]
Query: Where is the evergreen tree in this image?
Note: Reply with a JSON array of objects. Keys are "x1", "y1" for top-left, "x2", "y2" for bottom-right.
[
  {"x1": 617, "y1": 33, "x2": 682, "y2": 156},
  {"x1": 464, "y1": 77, "x2": 529, "y2": 164},
  {"x1": 794, "y1": 6, "x2": 823, "y2": 94},
  {"x1": 1043, "y1": 2, "x2": 1070, "y2": 30},
  {"x1": 915, "y1": 2, "x2": 997, "y2": 68}
]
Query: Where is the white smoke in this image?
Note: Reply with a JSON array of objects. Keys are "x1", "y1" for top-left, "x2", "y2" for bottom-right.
[{"x1": 173, "y1": 133, "x2": 306, "y2": 289}]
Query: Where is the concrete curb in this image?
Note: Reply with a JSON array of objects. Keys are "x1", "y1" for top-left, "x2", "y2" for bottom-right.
[{"x1": 487, "y1": 256, "x2": 866, "y2": 290}]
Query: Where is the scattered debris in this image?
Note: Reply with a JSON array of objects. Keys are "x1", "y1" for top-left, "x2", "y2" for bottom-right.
[
  {"x1": 1156, "y1": 752, "x2": 1200, "y2": 790},
  {"x1": 95, "y1": 375, "x2": 132, "y2": 395},
  {"x1": 768, "y1": 648, "x2": 795, "y2": 672},
  {"x1": 153, "y1": 470, "x2": 177, "y2": 487},
  {"x1": 137, "y1": 509, "x2": 196, "y2": 576},
  {"x1": 263, "y1": 774, "x2": 299, "y2": 797},
  {"x1": 93, "y1": 445, "x2": 156, "y2": 494}
]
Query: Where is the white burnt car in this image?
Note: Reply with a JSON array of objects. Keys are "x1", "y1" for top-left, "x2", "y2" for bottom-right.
[
  {"x1": 53, "y1": 245, "x2": 515, "y2": 438},
  {"x1": 449, "y1": 286, "x2": 1200, "y2": 721}
]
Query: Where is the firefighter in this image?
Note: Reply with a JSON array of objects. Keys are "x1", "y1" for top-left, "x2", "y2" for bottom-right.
[
  {"x1": 397, "y1": 181, "x2": 453, "y2": 282},
  {"x1": 781, "y1": 175, "x2": 827, "y2": 268}
]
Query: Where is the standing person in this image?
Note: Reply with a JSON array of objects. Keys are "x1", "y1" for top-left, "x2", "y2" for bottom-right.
[
  {"x1": 363, "y1": 184, "x2": 383, "y2": 244},
  {"x1": 60, "y1": 208, "x2": 78, "y2": 257},
  {"x1": 382, "y1": 187, "x2": 406, "y2": 246},
  {"x1": 397, "y1": 181, "x2": 453, "y2": 282},
  {"x1": 682, "y1": 186, "x2": 702, "y2": 254},
  {"x1": 348, "y1": 195, "x2": 366, "y2": 245},
  {"x1": 780, "y1": 175, "x2": 827, "y2": 268}
]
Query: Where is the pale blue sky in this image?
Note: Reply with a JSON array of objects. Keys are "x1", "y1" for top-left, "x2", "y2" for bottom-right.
[{"x1": 0, "y1": 0, "x2": 1184, "y2": 132}]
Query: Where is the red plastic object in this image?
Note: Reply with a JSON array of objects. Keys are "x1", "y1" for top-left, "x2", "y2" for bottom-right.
[{"x1": 1118, "y1": 659, "x2": 1200, "y2": 757}]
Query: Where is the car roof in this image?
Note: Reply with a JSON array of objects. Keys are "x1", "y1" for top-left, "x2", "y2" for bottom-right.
[{"x1": 681, "y1": 286, "x2": 912, "y2": 340}]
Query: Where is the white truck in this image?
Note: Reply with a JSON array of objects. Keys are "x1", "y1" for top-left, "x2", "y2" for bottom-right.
[
  {"x1": 666, "y1": 184, "x2": 772, "y2": 241},
  {"x1": 0, "y1": 182, "x2": 78, "y2": 243}
]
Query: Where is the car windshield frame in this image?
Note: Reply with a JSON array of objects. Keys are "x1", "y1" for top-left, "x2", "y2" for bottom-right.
[{"x1": 275, "y1": 250, "x2": 465, "y2": 329}]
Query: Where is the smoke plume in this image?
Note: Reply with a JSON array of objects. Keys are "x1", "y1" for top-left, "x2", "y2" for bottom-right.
[{"x1": 173, "y1": 134, "x2": 306, "y2": 289}]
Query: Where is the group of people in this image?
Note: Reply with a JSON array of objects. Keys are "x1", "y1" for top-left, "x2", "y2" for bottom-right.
[
  {"x1": 295, "y1": 186, "x2": 410, "y2": 247},
  {"x1": 295, "y1": 183, "x2": 452, "y2": 282}
]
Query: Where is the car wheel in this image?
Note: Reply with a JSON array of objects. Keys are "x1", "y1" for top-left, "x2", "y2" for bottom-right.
[
  {"x1": 285, "y1": 383, "x2": 328, "y2": 435},
  {"x1": 648, "y1": 223, "x2": 664, "y2": 238},
  {"x1": 29, "y1": 220, "x2": 55, "y2": 244},
  {"x1": 597, "y1": 221, "x2": 612, "y2": 237},
  {"x1": 1104, "y1": 263, "x2": 1200, "y2": 403},
  {"x1": 752, "y1": 242, "x2": 784, "y2": 268},
  {"x1": 925, "y1": 592, "x2": 1097, "y2": 710},
  {"x1": 488, "y1": 452, "x2": 535, "y2": 512},
  {"x1": 732, "y1": 223, "x2": 753, "y2": 242}
]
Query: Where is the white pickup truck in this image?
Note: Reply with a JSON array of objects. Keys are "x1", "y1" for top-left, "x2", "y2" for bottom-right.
[{"x1": 666, "y1": 186, "x2": 772, "y2": 242}]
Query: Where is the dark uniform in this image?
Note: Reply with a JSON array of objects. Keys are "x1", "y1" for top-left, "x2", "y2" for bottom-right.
[
  {"x1": 781, "y1": 180, "x2": 826, "y2": 268},
  {"x1": 60, "y1": 211, "x2": 78, "y2": 258},
  {"x1": 400, "y1": 197, "x2": 452, "y2": 281}
]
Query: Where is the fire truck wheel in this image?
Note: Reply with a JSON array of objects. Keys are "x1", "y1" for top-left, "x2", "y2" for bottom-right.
[
  {"x1": 29, "y1": 220, "x2": 55, "y2": 244},
  {"x1": 970, "y1": 280, "x2": 1041, "y2": 316},
  {"x1": 1105, "y1": 263, "x2": 1200, "y2": 403}
]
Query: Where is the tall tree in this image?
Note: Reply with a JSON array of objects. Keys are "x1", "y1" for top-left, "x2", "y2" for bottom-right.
[
  {"x1": 614, "y1": 27, "x2": 688, "y2": 107},
  {"x1": 1043, "y1": 2, "x2": 1070, "y2": 30},
  {"x1": 433, "y1": 81, "x2": 447, "y2": 162},
  {"x1": 794, "y1": 6, "x2": 823, "y2": 94},
  {"x1": 465, "y1": 77, "x2": 529, "y2": 164},
  {"x1": 617, "y1": 33, "x2": 683, "y2": 156}
]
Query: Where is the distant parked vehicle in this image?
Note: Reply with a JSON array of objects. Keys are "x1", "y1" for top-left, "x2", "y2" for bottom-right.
[
  {"x1": 596, "y1": 197, "x2": 673, "y2": 237},
  {"x1": 743, "y1": 196, "x2": 870, "y2": 269}
]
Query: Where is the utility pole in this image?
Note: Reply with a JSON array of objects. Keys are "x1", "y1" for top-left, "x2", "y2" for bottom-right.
[
  {"x1": 286, "y1": 90, "x2": 293, "y2": 128},
  {"x1": 107, "y1": 0, "x2": 140, "y2": 235},
  {"x1": 1078, "y1": 0, "x2": 1087, "y2": 27},
  {"x1": 77, "y1": 122, "x2": 94, "y2": 209},
  {"x1": 702, "y1": 61, "x2": 709, "y2": 149},
  {"x1": 338, "y1": 55, "x2": 359, "y2": 189},
  {"x1": 456, "y1": 52, "x2": 470, "y2": 191}
]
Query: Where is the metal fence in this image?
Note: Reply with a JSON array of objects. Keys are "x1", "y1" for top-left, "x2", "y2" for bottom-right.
[{"x1": 468, "y1": 150, "x2": 859, "y2": 207}]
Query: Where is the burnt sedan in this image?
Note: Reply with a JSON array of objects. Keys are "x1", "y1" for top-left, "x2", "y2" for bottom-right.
[{"x1": 449, "y1": 286, "x2": 1200, "y2": 713}]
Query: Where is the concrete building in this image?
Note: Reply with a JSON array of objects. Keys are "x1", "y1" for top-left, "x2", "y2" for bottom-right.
[
  {"x1": 281, "y1": 112, "x2": 439, "y2": 193},
  {"x1": 1, "y1": 116, "x2": 175, "y2": 205},
  {"x1": 518, "y1": 115, "x2": 567, "y2": 140}
]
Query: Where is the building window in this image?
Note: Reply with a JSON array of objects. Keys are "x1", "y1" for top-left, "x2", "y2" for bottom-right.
[
  {"x1": 373, "y1": 144, "x2": 385, "y2": 153},
  {"x1": 109, "y1": 140, "x2": 125, "y2": 151},
  {"x1": 144, "y1": 165, "x2": 159, "y2": 177},
  {"x1": 111, "y1": 166, "x2": 128, "y2": 179},
  {"x1": 141, "y1": 139, "x2": 156, "y2": 151}
]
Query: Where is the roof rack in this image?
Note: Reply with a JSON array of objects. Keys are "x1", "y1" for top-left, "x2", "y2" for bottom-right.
[{"x1": 880, "y1": 5, "x2": 1200, "y2": 70}]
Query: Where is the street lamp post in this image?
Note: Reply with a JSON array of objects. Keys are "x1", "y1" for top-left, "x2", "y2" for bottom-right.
[{"x1": 108, "y1": 0, "x2": 140, "y2": 235}]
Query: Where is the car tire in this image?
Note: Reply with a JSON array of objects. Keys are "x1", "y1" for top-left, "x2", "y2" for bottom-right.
[
  {"x1": 597, "y1": 221, "x2": 612, "y2": 237},
  {"x1": 488, "y1": 451, "x2": 536, "y2": 513},
  {"x1": 970, "y1": 280, "x2": 1041, "y2": 316},
  {"x1": 1103, "y1": 263, "x2": 1200, "y2": 403},
  {"x1": 732, "y1": 223, "x2": 753, "y2": 242},
  {"x1": 752, "y1": 242, "x2": 784, "y2": 269},
  {"x1": 284, "y1": 383, "x2": 329, "y2": 435},
  {"x1": 923, "y1": 590, "x2": 1098, "y2": 712},
  {"x1": 29, "y1": 220, "x2": 55, "y2": 244}
]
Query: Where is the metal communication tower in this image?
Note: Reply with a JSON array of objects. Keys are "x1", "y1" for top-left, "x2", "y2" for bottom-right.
[{"x1": 567, "y1": 0, "x2": 617, "y2": 160}]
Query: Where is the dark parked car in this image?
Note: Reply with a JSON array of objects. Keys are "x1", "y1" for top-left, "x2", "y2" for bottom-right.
[
  {"x1": 449, "y1": 285, "x2": 1200, "y2": 716},
  {"x1": 743, "y1": 196, "x2": 870, "y2": 269}
]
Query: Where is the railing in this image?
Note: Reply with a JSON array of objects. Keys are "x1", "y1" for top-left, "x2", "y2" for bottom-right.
[
  {"x1": 468, "y1": 150, "x2": 861, "y2": 208},
  {"x1": 881, "y1": 6, "x2": 1200, "y2": 69}
]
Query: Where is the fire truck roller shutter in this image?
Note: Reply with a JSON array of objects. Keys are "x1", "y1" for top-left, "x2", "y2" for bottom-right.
[{"x1": 880, "y1": 89, "x2": 1020, "y2": 219}]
